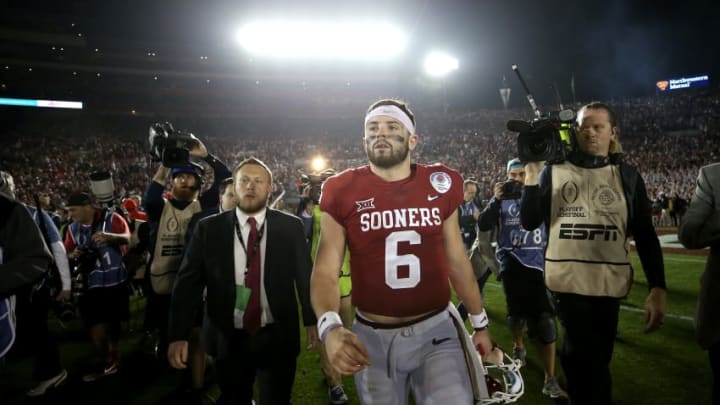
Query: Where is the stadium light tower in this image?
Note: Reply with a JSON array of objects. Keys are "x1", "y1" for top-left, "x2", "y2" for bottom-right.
[
  {"x1": 423, "y1": 51, "x2": 459, "y2": 113},
  {"x1": 423, "y1": 51, "x2": 459, "y2": 77},
  {"x1": 235, "y1": 21, "x2": 407, "y2": 61}
]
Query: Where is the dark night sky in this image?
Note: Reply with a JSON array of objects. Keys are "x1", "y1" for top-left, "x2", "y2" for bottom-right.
[{"x1": 4, "y1": 0, "x2": 719, "y2": 108}]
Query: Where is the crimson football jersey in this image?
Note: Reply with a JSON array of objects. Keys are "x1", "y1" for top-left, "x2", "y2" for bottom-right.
[{"x1": 320, "y1": 163, "x2": 464, "y2": 317}]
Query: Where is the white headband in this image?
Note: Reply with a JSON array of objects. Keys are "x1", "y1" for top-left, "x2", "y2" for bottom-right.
[{"x1": 364, "y1": 105, "x2": 416, "y2": 135}]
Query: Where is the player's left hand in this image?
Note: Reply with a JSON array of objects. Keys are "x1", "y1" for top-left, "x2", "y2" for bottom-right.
[
  {"x1": 306, "y1": 326, "x2": 319, "y2": 350},
  {"x1": 644, "y1": 287, "x2": 666, "y2": 333},
  {"x1": 472, "y1": 328, "x2": 493, "y2": 356}
]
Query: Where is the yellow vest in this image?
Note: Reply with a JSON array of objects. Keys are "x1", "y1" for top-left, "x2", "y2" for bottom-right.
[
  {"x1": 150, "y1": 200, "x2": 201, "y2": 294},
  {"x1": 545, "y1": 163, "x2": 633, "y2": 297}
]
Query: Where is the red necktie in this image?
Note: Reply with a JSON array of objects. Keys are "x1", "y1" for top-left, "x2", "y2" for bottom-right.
[{"x1": 243, "y1": 217, "x2": 262, "y2": 334}]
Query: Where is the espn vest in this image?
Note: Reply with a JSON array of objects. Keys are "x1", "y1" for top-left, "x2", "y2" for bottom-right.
[
  {"x1": 150, "y1": 200, "x2": 201, "y2": 294},
  {"x1": 496, "y1": 198, "x2": 545, "y2": 271},
  {"x1": 69, "y1": 211, "x2": 127, "y2": 289},
  {"x1": 546, "y1": 163, "x2": 632, "y2": 297}
]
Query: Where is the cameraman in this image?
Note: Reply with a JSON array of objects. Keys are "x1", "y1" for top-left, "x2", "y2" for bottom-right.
[
  {"x1": 477, "y1": 159, "x2": 567, "y2": 399},
  {"x1": 64, "y1": 192, "x2": 131, "y2": 382},
  {"x1": 143, "y1": 138, "x2": 230, "y2": 376},
  {"x1": 521, "y1": 102, "x2": 666, "y2": 405}
]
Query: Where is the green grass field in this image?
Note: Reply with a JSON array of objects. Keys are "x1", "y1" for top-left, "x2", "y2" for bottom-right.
[{"x1": 0, "y1": 251, "x2": 711, "y2": 404}]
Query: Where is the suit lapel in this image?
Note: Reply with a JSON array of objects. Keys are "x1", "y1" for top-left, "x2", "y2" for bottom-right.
[
  {"x1": 220, "y1": 211, "x2": 237, "y2": 285},
  {"x1": 263, "y1": 209, "x2": 276, "y2": 287}
]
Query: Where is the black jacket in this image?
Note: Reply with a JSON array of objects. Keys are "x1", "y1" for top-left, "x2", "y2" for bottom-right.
[{"x1": 168, "y1": 208, "x2": 316, "y2": 357}]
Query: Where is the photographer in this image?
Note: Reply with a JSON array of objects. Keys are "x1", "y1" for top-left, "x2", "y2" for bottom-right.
[
  {"x1": 143, "y1": 136, "x2": 230, "y2": 386},
  {"x1": 520, "y1": 102, "x2": 667, "y2": 404},
  {"x1": 64, "y1": 192, "x2": 131, "y2": 382},
  {"x1": 476, "y1": 159, "x2": 567, "y2": 399}
]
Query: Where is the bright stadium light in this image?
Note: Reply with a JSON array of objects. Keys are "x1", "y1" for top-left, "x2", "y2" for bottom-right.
[
  {"x1": 423, "y1": 51, "x2": 459, "y2": 77},
  {"x1": 310, "y1": 156, "x2": 327, "y2": 172},
  {"x1": 235, "y1": 21, "x2": 407, "y2": 60}
]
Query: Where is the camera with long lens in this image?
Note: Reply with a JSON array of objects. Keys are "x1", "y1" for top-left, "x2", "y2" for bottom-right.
[
  {"x1": 501, "y1": 179, "x2": 524, "y2": 200},
  {"x1": 69, "y1": 247, "x2": 100, "y2": 298},
  {"x1": 298, "y1": 169, "x2": 336, "y2": 204},
  {"x1": 148, "y1": 122, "x2": 200, "y2": 168},
  {"x1": 89, "y1": 171, "x2": 115, "y2": 205},
  {"x1": 507, "y1": 109, "x2": 576, "y2": 163}
]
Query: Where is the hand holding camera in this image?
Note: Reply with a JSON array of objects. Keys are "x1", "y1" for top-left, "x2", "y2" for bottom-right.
[
  {"x1": 496, "y1": 180, "x2": 524, "y2": 200},
  {"x1": 188, "y1": 138, "x2": 208, "y2": 159},
  {"x1": 91, "y1": 231, "x2": 113, "y2": 245}
]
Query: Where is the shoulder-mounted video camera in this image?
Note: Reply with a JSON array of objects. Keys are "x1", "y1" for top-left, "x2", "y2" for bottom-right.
[
  {"x1": 298, "y1": 169, "x2": 335, "y2": 204},
  {"x1": 148, "y1": 122, "x2": 200, "y2": 168},
  {"x1": 505, "y1": 65, "x2": 577, "y2": 163},
  {"x1": 507, "y1": 110, "x2": 575, "y2": 163}
]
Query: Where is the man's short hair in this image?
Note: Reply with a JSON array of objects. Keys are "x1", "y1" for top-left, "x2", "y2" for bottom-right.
[
  {"x1": 219, "y1": 177, "x2": 234, "y2": 194},
  {"x1": 66, "y1": 192, "x2": 93, "y2": 207},
  {"x1": 232, "y1": 157, "x2": 273, "y2": 185},
  {"x1": 463, "y1": 179, "x2": 479, "y2": 191}
]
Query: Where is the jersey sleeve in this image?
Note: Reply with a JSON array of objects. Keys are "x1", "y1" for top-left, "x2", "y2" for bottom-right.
[{"x1": 319, "y1": 173, "x2": 348, "y2": 227}]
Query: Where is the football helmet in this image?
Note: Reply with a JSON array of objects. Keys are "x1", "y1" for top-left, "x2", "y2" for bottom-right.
[{"x1": 479, "y1": 347, "x2": 524, "y2": 404}]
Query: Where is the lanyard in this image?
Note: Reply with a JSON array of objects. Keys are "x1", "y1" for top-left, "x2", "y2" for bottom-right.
[{"x1": 234, "y1": 216, "x2": 266, "y2": 270}]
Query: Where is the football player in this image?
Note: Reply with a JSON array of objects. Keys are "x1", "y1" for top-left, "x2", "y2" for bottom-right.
[{"x1": 311, "y1": 98, "x2": 493, "y2": 404}]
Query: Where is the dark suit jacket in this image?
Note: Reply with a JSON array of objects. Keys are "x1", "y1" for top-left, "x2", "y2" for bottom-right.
[
  {"x1": 679, "y1": 162, "x2": 720, "y2": 349},
  {"x1": 168, "y1": 208, "x2": 316, "y2": 357}
]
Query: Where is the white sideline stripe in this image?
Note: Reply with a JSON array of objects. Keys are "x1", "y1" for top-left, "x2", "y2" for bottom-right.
[
  {"x1": 484, "y1": 281, "x2": 693, "y2": 322},
  {"x1": 619, "y1": 305, "x2": 694, "y2": 322},
  {"x1": 663, "y1": 256, "x2": 706, "y2": 264}
]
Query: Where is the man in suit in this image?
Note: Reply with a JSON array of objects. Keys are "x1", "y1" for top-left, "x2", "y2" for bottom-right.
[
  {"x1": 678, "y1": 162, "x2": 720, "y2": 405},
  {"x1": 168, "y1": 157, "x2": 318, "y2": 405}
]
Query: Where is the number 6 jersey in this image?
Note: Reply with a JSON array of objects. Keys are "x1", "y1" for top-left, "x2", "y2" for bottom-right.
[{"x1": 320, "y1": 163, "x2": 464, "y2": 317}]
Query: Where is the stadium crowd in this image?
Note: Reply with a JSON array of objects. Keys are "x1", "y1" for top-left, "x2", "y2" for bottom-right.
[{"x1": 2, "y1": 90, "x2": 718, "y2": 219}]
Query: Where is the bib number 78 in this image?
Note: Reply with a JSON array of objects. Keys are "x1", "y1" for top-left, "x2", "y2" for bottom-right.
[{"x1": 385, "y1": 230, "x2": 421, "y2": 289}]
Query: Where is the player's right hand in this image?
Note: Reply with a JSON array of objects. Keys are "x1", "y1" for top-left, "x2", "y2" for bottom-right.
[
  {"x1": 324, "y1": 327, "x2": 370, "y2": 376},
  {"x1": 167, "y1": 340, "x2": 189, "y2": 369}
]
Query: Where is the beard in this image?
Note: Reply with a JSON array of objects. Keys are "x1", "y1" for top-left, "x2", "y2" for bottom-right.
[
  {"x1": 172, "y1": 186, "x2": 197, "y2": 201},
  {"x1": 237, "y1": 194, "x2": 268, "y2": 214},
  {"x1": 365, "y1": 138, "x2": 410, "y2": 169}
]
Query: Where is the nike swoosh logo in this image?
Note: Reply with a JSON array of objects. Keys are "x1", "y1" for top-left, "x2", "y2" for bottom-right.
[
  {"x1": 319, "y1": 318, "x2": 327, "y2": 327},
  {"x1": 427, "y1": 195, "x2": 440, "y2": 201},
  {"x1": 432, "y1": 337, "x2": 452, "y2": 345}
]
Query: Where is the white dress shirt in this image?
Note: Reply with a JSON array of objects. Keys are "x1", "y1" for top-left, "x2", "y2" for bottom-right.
[{"x1": 233, "y1": 207, "x2": 273, "y2": 329}]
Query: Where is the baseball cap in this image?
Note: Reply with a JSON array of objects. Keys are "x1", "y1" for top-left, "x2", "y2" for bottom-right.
[
  {"x1": 170, "y1": 162, "x2": 204, "y2": 179},
  {"x1": 506, "y1": 158, "x2": 523, "y2": 172},
  {"x1": 65, "y1": 192, "x2": 92, "y2": 207}
]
